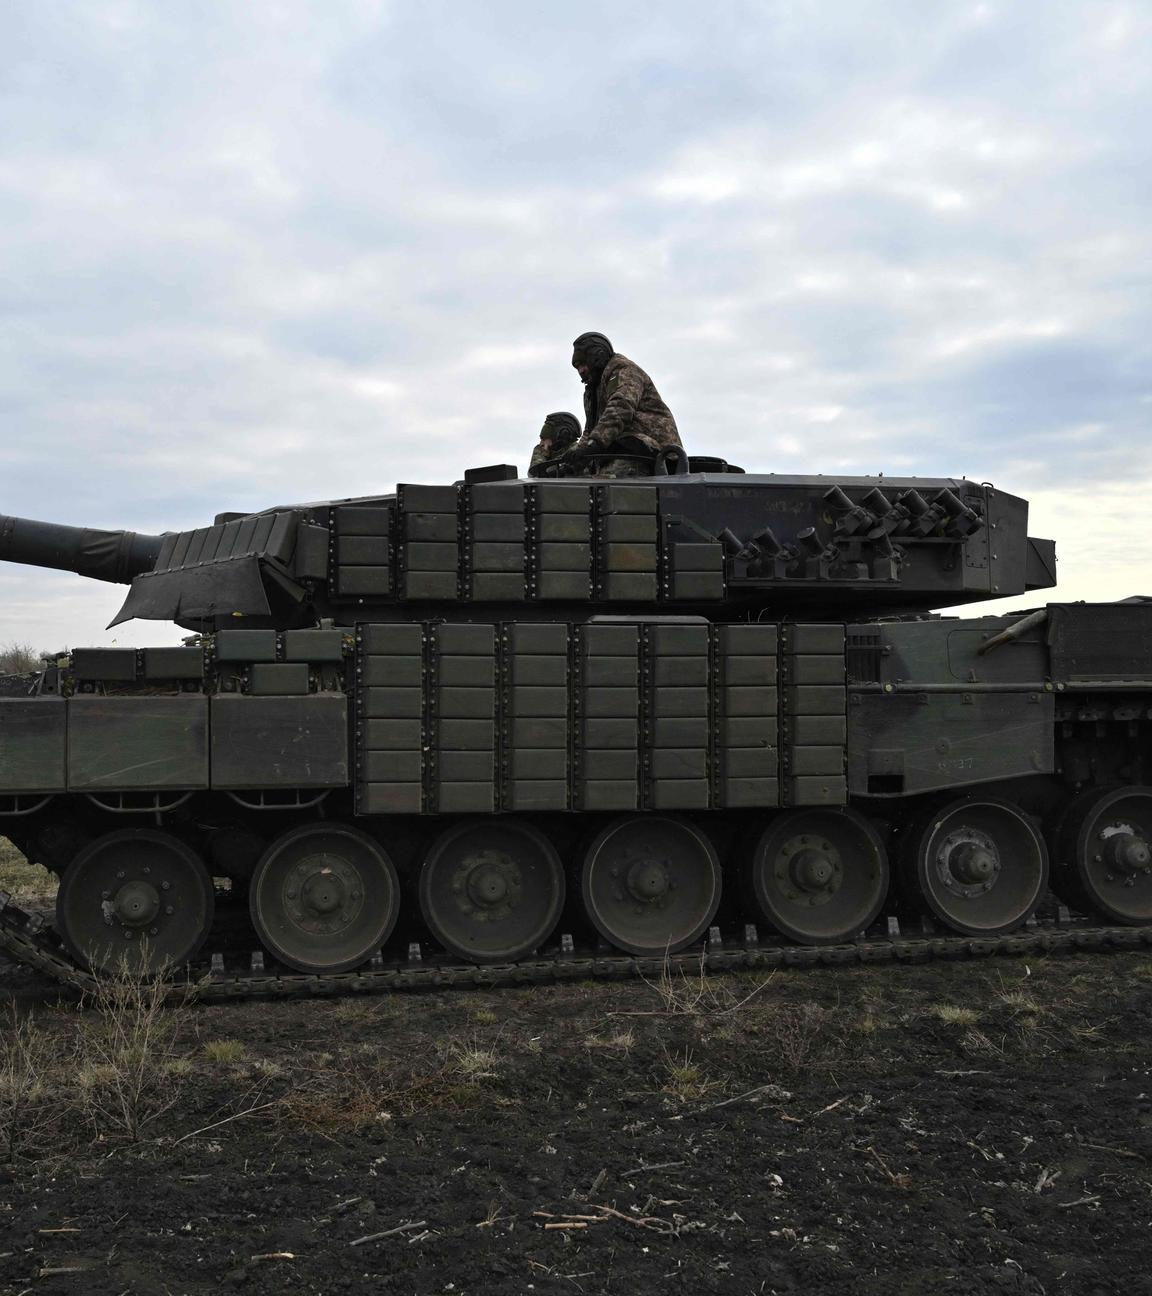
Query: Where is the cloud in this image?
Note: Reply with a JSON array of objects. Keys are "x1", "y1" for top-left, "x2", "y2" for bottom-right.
[{"x1": 1, "y1": 1, "x2": 1150, "y2": 648}]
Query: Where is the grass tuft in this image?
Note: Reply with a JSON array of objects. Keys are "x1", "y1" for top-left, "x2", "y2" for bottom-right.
[
  {"x1": 929, "y1": 1003, "x2": 981, "y2": 1027},
  {"x1": 584, "y1": 1028, "x2": 636, "y2": 1055},
  {"x1": 447, "y1": 1043, "x2": 500, "y2": 1079},
  {"x1": 997, "y1": 990, "x2": 1041, "y2": 1015},
  {"x1": 660, "y1": 1046, "x2": 716, "y2": 1102},
  {"x1": 202, "y1": 1039, "x2": 247, "y2": 1064}
]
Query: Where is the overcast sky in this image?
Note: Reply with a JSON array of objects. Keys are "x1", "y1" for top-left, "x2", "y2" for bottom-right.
[{"x1": 2, "y1": 1, "x2": 1150, "y2": 649}]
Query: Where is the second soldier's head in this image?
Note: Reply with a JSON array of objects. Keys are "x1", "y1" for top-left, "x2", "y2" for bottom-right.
[
  {"x1": 572, "y1": 332, "x2": 614, "y2": 386},
  {"x1": 540, "y1": 411, "x2": 581, "y2": 453}
]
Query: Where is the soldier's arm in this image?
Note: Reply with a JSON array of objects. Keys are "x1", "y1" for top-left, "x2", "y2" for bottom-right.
[{"x1": 586, "y1": 365, "x2": 645, "y2": 447}]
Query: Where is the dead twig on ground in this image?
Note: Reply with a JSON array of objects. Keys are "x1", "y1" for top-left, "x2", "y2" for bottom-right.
[
  {"x1": 475, "y1": 1202, "x2": 512, "y2": 1229},
  {"x1": 812, "y1": 1095, "x2": 850, "y2": 1117},
  {"x1": 349, "y1": 1221, "x2": 427, "y2": 1246},
  {"x1": 622, "y1": 1160, "x2": 685, "y2": 1177},
  {"x1": 535, "y1": 1204, "x2": 677, "y2": 1235},
  {"x1": 689, "y1": 1082, "x2": 792, "y2": 1116},
  {"x1": 1078, "y1": 1142, "x2": 1141, "y2": 1161},
  {"x1": 172, "y1": 1099, "x2": 279, "y2": 1146},
  {"x1": 1034, "y1": 1167, "x2": 1061, "y2": 1193},
  {"x1": 1058, "y1": 1195, "x2": 1101, "y2": 1209},
  {"x1": 868, "y1": 1146, "x2": 912, "y2": 1188},
  {"x1": 966, "y1": 1140, "x2": 998, "y2": 1162}
]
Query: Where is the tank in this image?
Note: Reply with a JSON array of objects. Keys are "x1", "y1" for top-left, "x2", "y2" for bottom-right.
[{"x1": 1, "y1": 458, "x2": 1149, "y2": 990}]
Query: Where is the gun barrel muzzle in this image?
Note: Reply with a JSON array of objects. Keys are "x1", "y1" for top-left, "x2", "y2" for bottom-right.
[{"x1": 0, "y1": 515, "x2": 164, "y2": 584}]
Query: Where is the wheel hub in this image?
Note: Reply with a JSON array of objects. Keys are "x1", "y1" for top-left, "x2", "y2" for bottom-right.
[
  {"x1": 775, "y1": 835, "x2": 841, "y2": 907},
  {"x1": 452, "y1": 849, "x2": 521, "y2": 922},
  {"x1": 790, "y1": 848, "x2": 834, "y2": 891},
  {"x1": 283, "y1": 852, "x2": 363, "y2": 935},
  {"x1": 1100, "y1": 826, "x2": 1152, "y2": 881},
  {"x1": 937, "y1": 828, "x2": 1000, "y2": 897},
  {"x1": 301, "y1": 870, "x2": 346, "y2": 915},
  {"x1": 626, "y1": 858, "x2": 670, "y2": 902},
  {"x1": 111, "y1": 880, "x2": 161, "y2": 928},
  {"x1": 950, "y1": 843, "x2": 997, "y2": 884},
  {"x1": 468, "y1": 867, "x2": 509, "y2": 906}
]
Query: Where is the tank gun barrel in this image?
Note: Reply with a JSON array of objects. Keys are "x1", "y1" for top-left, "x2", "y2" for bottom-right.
[{"x1": 0, "y1": 515, "x2": 163, "y2": 584}]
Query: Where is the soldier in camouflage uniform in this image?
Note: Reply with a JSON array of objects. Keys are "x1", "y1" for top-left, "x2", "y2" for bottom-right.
[
  {"x1": 528, "y1": 412, "x2": 583, "y2": 478},
  {"x1": 569, "y1": 332, "x2": 682, "y2": 478}
]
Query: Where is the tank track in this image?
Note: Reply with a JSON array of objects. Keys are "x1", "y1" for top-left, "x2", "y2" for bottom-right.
[{"x1": 4, "y1": 889, "x2": 1151, "y2": 1004}]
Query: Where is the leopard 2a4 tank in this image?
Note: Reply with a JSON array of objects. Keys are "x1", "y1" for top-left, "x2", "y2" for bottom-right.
[{"x1": 1, "y1": 458, "x2": 1150, "y2": 996}]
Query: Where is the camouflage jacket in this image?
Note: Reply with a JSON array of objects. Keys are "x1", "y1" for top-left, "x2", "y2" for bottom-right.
[{"x1": 583, "y1": 354, "x2": 681, "y2": 457}]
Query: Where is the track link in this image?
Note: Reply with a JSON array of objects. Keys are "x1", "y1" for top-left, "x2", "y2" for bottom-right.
[{"x1": 4, "y1": 890, "x2": 1152, "y2": 1003}]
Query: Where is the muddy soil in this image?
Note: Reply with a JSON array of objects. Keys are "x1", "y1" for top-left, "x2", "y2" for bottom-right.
[{"x1": 2, "y1": 951, "x2": 1151, "y2": 1296}]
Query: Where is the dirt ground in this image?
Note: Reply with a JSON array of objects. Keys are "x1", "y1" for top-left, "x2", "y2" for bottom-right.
[{"x1": 2, "y1": 923, "x2": 1151, "y2": 1296}]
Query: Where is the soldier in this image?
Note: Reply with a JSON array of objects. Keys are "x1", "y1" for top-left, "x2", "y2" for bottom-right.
[
  {"x1": 528, "y1": 411, "x2": 583, "y2": 478},
  {"x1": 569, "y1": 332, "x2": 683, "y2": 478}
]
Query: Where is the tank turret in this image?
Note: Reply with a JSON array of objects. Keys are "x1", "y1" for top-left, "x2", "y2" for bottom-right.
[{"x1": 0, "y1": 468, "x2": 1057, "y2": 632}]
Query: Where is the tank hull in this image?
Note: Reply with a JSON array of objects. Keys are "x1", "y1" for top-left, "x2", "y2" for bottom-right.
[{"x1": 2, "y1": 599, "x2": 1150, "y2": 984}]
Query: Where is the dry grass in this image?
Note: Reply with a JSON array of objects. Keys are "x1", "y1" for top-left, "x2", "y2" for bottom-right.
[
  {"x1": 0, "y1": 838, "x2": 56, "y2": 902},
  {"x1": 0, "y1": 1006, "x2": 66, "y2": 1162},
  {"x1": 961, "y1": 1028, "x2": 1007, "y2": 1060},
  {"x1": 636, "y1": 955, "x2": 775, "y2": 1017},
  {"x1": 758, "y1": 1001, "x2": 834, "y2": 1073},
  {"x1": 330, "y1": 998, "x2": 383, "y2": 1026},
  {"x1": 202, "y1": 1039, "x2": 247, "y2": 1064},
  {"x1": 74, "y1": 960, "x2": 192, "y2": 1143},
  {"x1": 280, "y1": 1059, "x2": 485, "y2": 1133},
  {"x1": 997, "y1": 989, "x2": 1042, "y2": 1016},
  {"x1": 929, "y1": 1003, "x2": 981, "y2": 1027},
  {"x1": 584, "y1": 1027, "x2": 636, "y2": 1055},
  {"x1": 447, "y1": 1042, "x2": 500, "y2": 1079}
]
